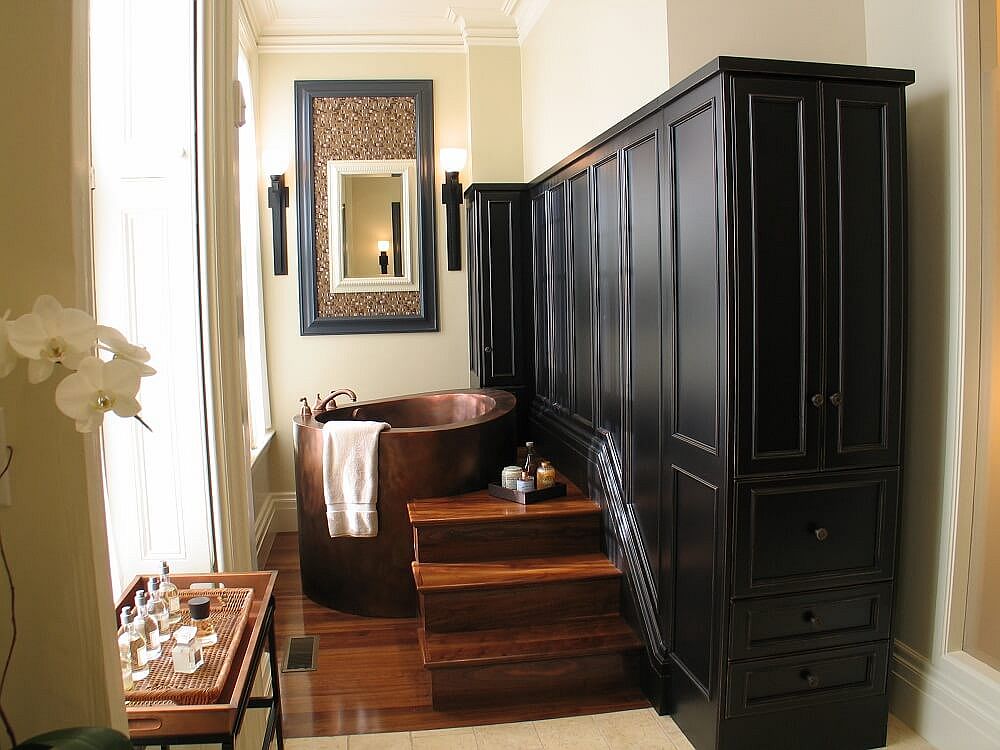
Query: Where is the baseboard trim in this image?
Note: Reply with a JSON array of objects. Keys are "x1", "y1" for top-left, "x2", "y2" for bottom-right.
[
  {"x1": 255, "y1": 492, "x2": 298, "y2": 567},
  {"x1": 890, "y1": 640, "x2": 1000, "y2": 750}
]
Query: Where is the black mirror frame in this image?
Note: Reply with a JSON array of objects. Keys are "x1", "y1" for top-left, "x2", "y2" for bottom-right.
[{"x1": 294, "y1": 79, "x2": 438, "y2": 335}]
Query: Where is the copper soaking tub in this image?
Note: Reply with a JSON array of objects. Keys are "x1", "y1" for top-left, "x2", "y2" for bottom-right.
[{"x1": 292, "y1": 388, "x2": 516, "y2": 617}]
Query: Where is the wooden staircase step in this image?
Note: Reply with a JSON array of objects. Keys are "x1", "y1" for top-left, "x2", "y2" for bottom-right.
[
  {"x1": 419, "y1": 614, "x2": 642, "y2": 669},
  {"x1": 407, "y1": 493, "x2": 600, "y2": 526},
  {"x1": 412, "y1": 553, "x2": 620, "y2": 591}
]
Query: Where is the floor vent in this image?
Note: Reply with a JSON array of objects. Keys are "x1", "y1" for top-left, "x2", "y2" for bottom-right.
[{"x1": 283, "y1": 635, "x2": 318, "y2": 672}]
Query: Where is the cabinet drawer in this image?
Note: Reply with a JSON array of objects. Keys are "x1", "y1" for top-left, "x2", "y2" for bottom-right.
[
  {"x1": 725, "y1": 641, "x2": 889, "y2": 718},
  {"x1": 733, "y1": 470, "x2": 898, "y2": 596},
  {"x1": 729, "y1": 583, "x2": 892, "y2": 660}
]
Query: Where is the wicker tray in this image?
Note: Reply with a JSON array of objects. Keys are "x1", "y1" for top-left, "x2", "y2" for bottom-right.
[{"x1": 123, "y1": 587, "x2": 253, "y2": 706}]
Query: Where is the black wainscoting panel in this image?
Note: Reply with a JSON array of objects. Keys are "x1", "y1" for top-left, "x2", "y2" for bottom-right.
[
  {"x1": 672, "y1": 467, "x2": 718, "y2": 695},
  {"x1": 569, "y1": 170, "x2": 595, "y2": 424},
  {"x1": 531, "y1": 193, "x2": 549, "y2": 398},
  {"x1": 668, "y1": 103, "x2": 719, "y2": 454},
  {"x1": 733, "y1": 79, "x2": 824, "y2": 476},
  {"x1": 823, "y1": 84, "x2": 903, "y2": 470},
  {"x1": 595, "y1": 155, "x2": 624, "y2": 458},
  {"x1": 483, "y1": 198, "x2": 517, "y2": 380},
  {"x1": 625, "y1": 132, "x2": 664, "y2": 580},
  {"x1": 546, "y1": 184, "x2": 570, "y2": 407}
]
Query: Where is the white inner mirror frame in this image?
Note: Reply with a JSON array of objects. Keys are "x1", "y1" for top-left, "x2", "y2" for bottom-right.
[{"x1": 327, "y1": 158, "x2": 420, "y2": 294}]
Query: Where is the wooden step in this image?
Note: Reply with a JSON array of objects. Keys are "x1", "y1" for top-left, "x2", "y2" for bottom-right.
[
  {"x1": 414, "y1": 554, "x2": 622, "y2": 632},
  {"x1": 419, "y1": 614, "x2": 642, "y2": 669},
  {"x1": 409, "y1": 494, "x2": 603, "y2": 563}
]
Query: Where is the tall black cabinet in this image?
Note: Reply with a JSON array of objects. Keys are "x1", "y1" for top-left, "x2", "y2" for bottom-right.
[{"x1": 514, "y1": 58, "x2": 913, "y2": 750}]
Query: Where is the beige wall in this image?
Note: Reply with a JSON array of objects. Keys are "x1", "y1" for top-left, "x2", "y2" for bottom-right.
[
  {"x1": 466, "y1": 45, "x2": 524, "y2": 182},
  {"x1": 257, "y1": 52, "x2": 472, "y2": 494},
  {"x1": 665, "y1": 0, "x2": 868, "y2": 85},
  {"x1": 519, "y1": 0, "x2": 669, "y2": 180},
  {"x1": 0, "y1": 1, "x2": 122, "y2": 744}
]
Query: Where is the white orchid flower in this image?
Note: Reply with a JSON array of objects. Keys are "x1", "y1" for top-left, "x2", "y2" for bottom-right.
[
  {"x1": 0, "y1": 311, "x2": 18, "y2": 379},
  {"x1": 55, "y1": 356, "x2": 142, "y2": 433},
  {"x1": 97, "y1": 325, "x2": 156, "y2": 377},
  {"x1": 8, "y1": 295, "x2": 98, "y2": 383}
]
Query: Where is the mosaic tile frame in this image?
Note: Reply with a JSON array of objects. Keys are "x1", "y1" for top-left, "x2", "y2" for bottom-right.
[{"x1": 294, "y1": 80, "x2": 438, "y2": 335}]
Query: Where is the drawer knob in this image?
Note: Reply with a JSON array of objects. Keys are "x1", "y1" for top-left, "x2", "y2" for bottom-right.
[
  {"x1": 803, "y1": 611, "x2": 822, "y2": 627},
  {"x1": 801, "y1": 670, "x2": 820, "y2": 689},
  {"x1": 812, "y1": 526, "x2": 829, "y2": 542},
  {"x1": 484, "y1": 346, "x2": 493, "y2": 354},
  {"x1": 829, "y1": 392, "x2": 843, "y2": 407},
  {"x1": 810, "y1": 393, "x2": 824, "y2": 407}
]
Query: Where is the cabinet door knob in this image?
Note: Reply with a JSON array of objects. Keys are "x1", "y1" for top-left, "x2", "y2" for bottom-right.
[
  {"x1": 810, "y1": 393, "x2": 824, "y2": 407},
  {"x1": 484, "y1": 346, "x2": 492, "y2": 354},
  {"x1": 829, "y1": 392, "x2": 843, "y2": 407},
  {"x1": 812, "y1": 526, "x2": 829, "y2": 542},
  {"x1": 801, "y1": 670, "x2": 820, "y2": 688},
  {"x1": 803, "y1": 610, "x2": 822, "y2": 627}
]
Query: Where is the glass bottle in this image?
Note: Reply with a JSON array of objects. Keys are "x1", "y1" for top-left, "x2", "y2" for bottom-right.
[
  {"x1": 119, "y1": 639, "x2": 135, "y2": 691},
  {"x1": 148, "y1": 578, "x2": 171, "y2": 638},
  {"x1": 171, "y1": 625, "x2": 205, "y2": 674},
  {"x1": 134, "y1": 590, "x2": 162, "y2": 659},
  {"x1": 536, "y1": 460, "x2": 556, "y2": 490},
  {"x1": 159, "y1": 561, "x2": 181, "y2": 625},
  {"x1": 188, "y1": 596, "x2": 218, "y2": 647},
  {"x1": 523, "y1": 441, "x2": 540, "y2": 478},
  {"x1": 118, "y1": 607, "x2": 149, "y2": 681}
]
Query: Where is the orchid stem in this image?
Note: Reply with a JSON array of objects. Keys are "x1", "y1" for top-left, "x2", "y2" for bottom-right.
[{"x1": 134, "y1": 415, "x2": 153, "y2": 432}]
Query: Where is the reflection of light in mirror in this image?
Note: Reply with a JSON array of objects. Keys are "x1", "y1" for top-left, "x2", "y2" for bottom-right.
[{"x1": 377, "y1": 240, "x2": 391, "y2": 253}]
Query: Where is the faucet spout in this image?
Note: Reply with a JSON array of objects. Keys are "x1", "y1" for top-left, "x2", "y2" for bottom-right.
[{"x1": 317, "y1": 388, "x2": 358, "y2": 412}]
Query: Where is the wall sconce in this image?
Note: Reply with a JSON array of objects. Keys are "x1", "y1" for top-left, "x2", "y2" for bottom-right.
[
  {"x1": 378, "y1": 240, "x2": 390, "y2": 275},
  {"x1": 440, "y1": 148, "x2": 467, "y2": 271},
  {"x1": 264, "y1": 149, "x2": 289, "y2": 276}
]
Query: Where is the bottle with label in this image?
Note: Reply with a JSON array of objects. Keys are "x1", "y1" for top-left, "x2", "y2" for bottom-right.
[
  {"x1": 523, "y1": 441, "x2": 539, "y2": 478},
  {"x1": 134, "y1": 590, "x2": 162, "y2": 659},
  {"x1": 536, "y1": 461, "x2": 556, "y2": 489},
  {"x1": 159, "y1": 561, "x2": 181, "y2": 625},
  {"x1": 148, "y1": 578, "x2": 171, "y2": 638},
  {"x1": 118, "y1": 607, "x2": 149, "y2": 681},
  {"x1": 188, "y1": 596, "x2": 218, "y2": 647},
  {"x1": 171, "y1": 625, "x2": 205, "y2": 674},
  {"x1": 119, "y1": 639, "x2": 135, "y2": 691}
]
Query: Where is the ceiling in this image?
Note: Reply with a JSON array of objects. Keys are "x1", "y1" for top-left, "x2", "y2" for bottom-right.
[{"x1": 241, "y1": 0, "x2": 549, "y2": 51}]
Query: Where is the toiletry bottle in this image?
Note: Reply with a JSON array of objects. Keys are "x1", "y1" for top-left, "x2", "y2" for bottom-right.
[
  {"x1": 171, "y1": 625, "x2": 205, "y2": 674},
  {"x1": 118, "y1": 607, "x2": 149, "y2": 681},
  {"x1": 516, "y1": 470, "x2": 536, "y2": 492},
  {"x1": 523, "y1": 441, "x2": 539, "y2": 478},
  {"x1": 536, "y1": 460, "x2": 556, "y2": 490},
  {"x1": 159, "y1": 561, "x2": 181, "y2": 625},
  {"x1": 188, "y1": 596, "x2": 218, "y2": 647},
  {"x1": 119, "y1": 638, "x2": 135, "y2": 691},
  {"x1": 134, "y1": 590, "x2": 162, "y2": 659},
  {"x1": 147, "y1": 578, "x2": 171, "y2": 638}
]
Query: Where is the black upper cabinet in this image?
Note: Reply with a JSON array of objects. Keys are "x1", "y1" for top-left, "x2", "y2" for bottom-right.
[
  {"x1": 466, "y1": 184, "x2": 532, "y2": 391},
  {"x1": 734, "y1": 79, "x2": 904, "y2": 476}
]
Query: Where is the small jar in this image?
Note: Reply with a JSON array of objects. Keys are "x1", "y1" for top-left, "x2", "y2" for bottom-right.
[
  {"x1": 516, "y1": 471, "x2": 536, "y2": 492},
  {"x1": 501, "y1": 466, "x2": 522, "y2": 489},
  {"x1": 536, "y1": 461, "x2": 556, "y2": 489},
  {"x1": 188, "y1": 596, "x2": 218, "y2": 647},
  {"x1": 172, "y1": 625, "x2": 205, "y2": 674}
]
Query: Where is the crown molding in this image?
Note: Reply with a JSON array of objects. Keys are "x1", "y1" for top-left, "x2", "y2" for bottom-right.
[
  {"x1": 239, "y1": 0, "x2": 261, "y2": 41},
  {"x1": 446, "y1": 6, "x2": 519, "y2": 47},
  {"x1": 256, "y1": 34, "x2": 467, "y2": 54},
  {"x1": 507, "y1": 0, "x2": 550, "y2": 41}
]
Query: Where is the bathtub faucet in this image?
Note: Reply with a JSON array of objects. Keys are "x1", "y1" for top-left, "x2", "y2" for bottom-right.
[{"x1": 316, "y1": 388, "x2": 358, "y2": 413}]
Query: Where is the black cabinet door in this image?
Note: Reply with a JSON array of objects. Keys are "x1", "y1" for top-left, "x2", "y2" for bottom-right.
[
  {"x1": 476, "y1": 191, "x2": 528, "y2": 387},
  {"x1": 822, "y1": 84, "x2": 904, "y2": 470},
  {"x1": 732, "y1": 78, "x2": 825, "y2": 476}
]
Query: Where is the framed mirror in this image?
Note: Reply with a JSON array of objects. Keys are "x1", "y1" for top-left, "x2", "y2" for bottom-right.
[{"x1": 294, "y1": 80, "x2": 437, "y2": 334}]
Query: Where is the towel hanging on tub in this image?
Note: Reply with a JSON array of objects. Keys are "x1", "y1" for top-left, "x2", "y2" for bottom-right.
[{"x1": 321, "y1": 419, "x2": 390, "y2": 537}]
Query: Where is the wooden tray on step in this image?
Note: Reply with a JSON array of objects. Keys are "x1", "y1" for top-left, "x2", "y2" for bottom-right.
[{"x1": 487, "y1": 482, "x2": 567, "y2": 505}]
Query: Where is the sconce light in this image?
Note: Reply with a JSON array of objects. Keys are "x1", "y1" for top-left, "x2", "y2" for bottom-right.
[
  {"x1": 440, "y1": 148, "x2": 467, "y2": 271},
  {"x1": 263, "y1": 148, "x2": 289, "y2": 276},
  {"x1": 378, "y1": 239, "x2": 390, "y2": 275}
]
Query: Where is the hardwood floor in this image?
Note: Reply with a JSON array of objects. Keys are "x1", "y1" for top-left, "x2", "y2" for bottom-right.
[{"x1": 266, "y1": 532, "x2": 649, "y2": 738}]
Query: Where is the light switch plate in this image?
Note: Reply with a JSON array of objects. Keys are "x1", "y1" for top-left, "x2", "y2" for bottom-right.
[{"x1": 0, "y1": 408, "x2": 11, "y2": 507}]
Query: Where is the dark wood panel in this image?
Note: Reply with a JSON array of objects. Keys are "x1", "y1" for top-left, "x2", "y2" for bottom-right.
[
  {"x1": 733, "y1": 78, "x2": 824, "y2": 475},
  {"x1": 729, "y1": 582, "x2": 892, "y2": 660},
  {"x1": 733, "y1": 469, "x2": 899, "y2": 596},
  {"x1": 482, "y1": 197, "x2": 517, "y2": 380},
  {"x1": 595, "y1": 155, "x2": 624, "y2": 458},
  {"x1": 531, "y1": 193, "x2": 549, "y2": 398},
  {"x1": 569, "y1": 170, "x2": 595, "y2": 424},
  {"x1": 671, "y1": 467, "x2": 718, "y2": 695},
  {"x1": 624, "y1": 131, "x2": 664, "y2": 582},
  {"x1": 546, "y1": 183, "x2": 570, "y2": 406},
  {"x1": 823, "y1": 83, "x2": 904, "y2": 470},
  {"x1": 413, "y1": 515, "x2": 601, "y2": 563}
]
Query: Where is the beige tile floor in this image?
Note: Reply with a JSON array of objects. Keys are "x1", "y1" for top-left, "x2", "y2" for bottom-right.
[{"x1": 284, "y1": 709, "x2": 936, "y2": 750}]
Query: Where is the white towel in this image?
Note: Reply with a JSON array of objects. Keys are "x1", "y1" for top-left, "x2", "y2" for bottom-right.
[{"x1": 322, "y1": 420, "x2": 390, "y2": 537}]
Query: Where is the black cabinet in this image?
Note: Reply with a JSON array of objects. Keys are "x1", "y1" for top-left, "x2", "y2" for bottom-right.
[
  {"x1": 465, "y1": 184, "x2": 532, "y2": 434},
  {"x1": 521, "y1": 58, "x2": 913, "y2": 750}
]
